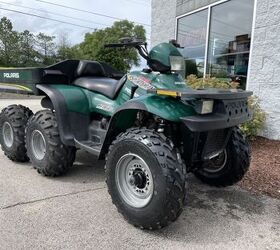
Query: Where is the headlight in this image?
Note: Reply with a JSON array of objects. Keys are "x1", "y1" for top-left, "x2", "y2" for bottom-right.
[
  {"x1": 170, "y1": 56, "x2": 185, "y2": 77},
  {"x1": 193, "y1": 100, "x2": 214, "y2": 114},
  {"x1": 201, "y1": 100, "x2": 214, "y2": 114}
]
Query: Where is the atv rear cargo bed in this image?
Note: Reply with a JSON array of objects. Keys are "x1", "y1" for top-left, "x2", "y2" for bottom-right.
[
  {"x1": 0, "y1": 60, "x2": 124, "y2": 96},
  {"x1": 0, "y1": 60, "x2": 82, "y2": 95},
  {"x1": 0, "y1": 67, "x2": 44, "y2": 95}
]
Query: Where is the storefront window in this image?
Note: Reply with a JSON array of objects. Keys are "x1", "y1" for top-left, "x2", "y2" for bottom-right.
[
  {"x1": 177, "y1": 9, "x2": 208, "y2": 77},
  {"x1": 207, "y1": 0, "x2": 254, "y2": 88},
  {"x1": 176, "y1": 0, "x2": 255, "y2": 88}
]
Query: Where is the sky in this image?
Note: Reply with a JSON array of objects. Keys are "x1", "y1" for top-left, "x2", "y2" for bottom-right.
[{"x1": 0, "y1": 0, "x2": 151, "y2": 46}]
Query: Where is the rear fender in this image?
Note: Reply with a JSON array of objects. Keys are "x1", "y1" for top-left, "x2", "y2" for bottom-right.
[{"x1": 36, "y1": 84, "x2": 90, "y2": 146}]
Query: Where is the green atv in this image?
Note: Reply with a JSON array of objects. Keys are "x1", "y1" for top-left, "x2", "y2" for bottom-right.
[{"x1": 0, "y1": 38, "x2": 252, "y2": 229}]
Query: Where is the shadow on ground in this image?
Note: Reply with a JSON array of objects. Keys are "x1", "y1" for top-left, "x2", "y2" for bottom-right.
[
  {"x1": 1, "y1": 149, "x2": 279, "y2": 249},
  {"x1": 23, "y1": 150, "x2": 106, "y2": 185},
  {"x1": 54, "y1": 150, "x2": 279, "y2": 244}
]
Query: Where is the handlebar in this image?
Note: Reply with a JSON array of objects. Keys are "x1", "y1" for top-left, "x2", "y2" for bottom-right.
[
  {"x1": 104, "y1": 41, "x2": 147, "y2": 48},
  {"x1": 104, "y1": 43, "x2": 127, "y2": 48},
  {"x1": 104, "y1": 39, "x2": 149, "y2": 60}
]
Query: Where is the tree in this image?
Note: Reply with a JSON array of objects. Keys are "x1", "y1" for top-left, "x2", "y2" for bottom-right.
[
  {"x1": 19, "y1": 30, "x2": 39, "y2": 66},
  {"x1": 0, "y1": 17, "x2": 146, "y2": 69},
  {"x1": 0, "y1": 17, "x2": 21, "y2": 66},
  {"x1": 36, "y1": 32, "x2": 56, "y2": 65},
  {"x1": 79, "y1": 20, "x2": 146, "y2": 72},
  {"x1": 56, "y1": 33, "x2": 81, "y2": 61}
]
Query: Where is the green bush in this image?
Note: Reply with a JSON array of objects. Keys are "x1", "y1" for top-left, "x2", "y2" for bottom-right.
[
  {"x1": 186, "y1": 74, "x2": 229, "y2": 89},
  {"x1": 239, "y1": 96, "x2": 266, "y2": 138},
  {"x1": 186, "y1": 75, "x2": 266, "y2": 138}
]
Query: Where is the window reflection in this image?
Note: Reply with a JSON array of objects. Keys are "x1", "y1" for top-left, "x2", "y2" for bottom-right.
[
  {"x1": 207, "y1": 0, "x2": 254, "y2": 88},
  {"x1": 176, "y1": 0, "x2": 254, "y2": 88},
  {"x1": 177, "y1": 9, "x2": 208, "y2": 77}
]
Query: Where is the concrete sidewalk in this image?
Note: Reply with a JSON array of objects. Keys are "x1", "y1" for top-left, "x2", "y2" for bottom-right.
[{"x1": 0, "y1": 99, "x2": 279, "y2": 250}]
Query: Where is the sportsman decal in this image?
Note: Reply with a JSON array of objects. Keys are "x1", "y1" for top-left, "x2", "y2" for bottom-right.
[{"x1": 124, "y1": 87, "x2": 139, "y2": 97}]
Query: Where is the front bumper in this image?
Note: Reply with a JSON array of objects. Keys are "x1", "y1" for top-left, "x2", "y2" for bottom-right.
[
  {"x1": 181, "y1": 98, "x2": 252, "y2": 132},
  {"x1": 181, "y1": 112, "x2": 251, "y2": 132}
]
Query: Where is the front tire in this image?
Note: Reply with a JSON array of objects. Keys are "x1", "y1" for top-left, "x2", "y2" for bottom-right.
[
  {"x1": 26, "y1": 110, "x2": 76, "y2": 177},
  {"x1": 194, "y1": 127, "x2": 251, "y2": 187},
  {"x1": 106, "y1": 128, "x2": 186, "y2": 230},
  {"x1": 0, "y1": 105, "x2": 33, "y2": 162}
]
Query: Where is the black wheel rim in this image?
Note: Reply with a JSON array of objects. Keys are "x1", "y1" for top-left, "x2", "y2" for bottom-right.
[{"x1": 202, "y1": 150, "x2": 227, "y2": 173}]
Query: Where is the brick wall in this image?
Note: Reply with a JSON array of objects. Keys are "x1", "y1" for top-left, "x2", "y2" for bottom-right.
[{"x1": 247, "y1": 0, "x2": 280, "y2": 140}]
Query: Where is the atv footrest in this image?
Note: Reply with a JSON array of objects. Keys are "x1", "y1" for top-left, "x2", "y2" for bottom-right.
[{"x1": 74, "y1": 139, "x2": 101, "y2": 156}]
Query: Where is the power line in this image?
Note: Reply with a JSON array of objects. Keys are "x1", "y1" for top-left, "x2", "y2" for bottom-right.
[
  {"x1": 0, "y1": 6, "x2": 151, "y2": 40},
  {"x1": 0, "y1": 2, "x2": 151, "y2": 35},
  {"x1": 0, "y1": 1, "x2": 111, "y2": 28},
  {"x1": 0, "y1": 6, "x2": 95, "y2": 30},
  {"x1": 35, "y1": 0, "x2": 151, "y2": 27},
  {"x1": 121, "y1": 0, "x2": 149, "y2": 6}
]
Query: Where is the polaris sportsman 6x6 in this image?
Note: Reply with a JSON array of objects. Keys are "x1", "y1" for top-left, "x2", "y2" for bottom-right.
[{"x1": 0, "y1": 38, "x2": 252, "y2": 229}]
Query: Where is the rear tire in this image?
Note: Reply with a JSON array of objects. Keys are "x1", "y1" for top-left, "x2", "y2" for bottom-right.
[
  {"x1": 194, "y1": 127, "x2": 251, "y2": 187},
  {"x1": 106, "y1": 128, "x2": 186, "y2": 230},
  {"x1": 0, "y1": 105, "x2": 33, "y2": 162},
  {"x1": 26, "y1": 110, "x2": 76, "y2": 177}
]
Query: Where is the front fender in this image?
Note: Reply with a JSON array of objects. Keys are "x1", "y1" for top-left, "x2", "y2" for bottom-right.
[
  {"x1": 132, "y1": 94, "x2": 195, "y2": 122},
  {"x1": 109, "y1": 94, "x2": 195, "y2": 131},
  {"x1": 99, "y1": 95, "x2": 195, "y2": 158}
]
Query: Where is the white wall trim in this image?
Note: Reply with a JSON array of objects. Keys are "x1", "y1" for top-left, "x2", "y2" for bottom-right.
[
  {"x1": 203, "y1": 6, "x2": 212, "y2": 77},
  {"x1": 246, "y1": 0, "x2": 258, "y2": 91},
  {"x1": 174, "y1": 13, "x2": 178, "y2": 40},
  {"x1": 175, "y1": 0, "x2": 229, "y2": 20}
]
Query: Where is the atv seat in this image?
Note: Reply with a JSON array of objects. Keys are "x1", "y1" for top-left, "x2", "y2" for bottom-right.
[
  {"x1": 72, "y1": 61, "x2": 126, "y2": 99},
  {"x1": 73, "y1": 76, "x2": 126, "y2": 99}
]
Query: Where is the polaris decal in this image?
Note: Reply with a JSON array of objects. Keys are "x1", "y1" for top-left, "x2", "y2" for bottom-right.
[
  {"x1": 128, "y1": 75, "x2": 155, "y2": 90},
  {"x1": 96, "y1": 103, "x2": 114, "y2": 112},
  {"x1": 3, "y1": 72, "x2": 20, "y2": 79}
]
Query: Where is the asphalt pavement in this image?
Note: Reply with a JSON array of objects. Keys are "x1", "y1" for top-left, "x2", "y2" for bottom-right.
[{"x1": 0, "y1": 99, "x2": 279, "y2": 250}]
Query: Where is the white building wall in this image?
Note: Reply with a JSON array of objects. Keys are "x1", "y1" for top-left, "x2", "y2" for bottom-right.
[
  {"x1": 151, "y1": 0, "x2": 177, "y2": 47},
  {"x1": 247, "y1": 0, "x2": 280, "y2": 140}
]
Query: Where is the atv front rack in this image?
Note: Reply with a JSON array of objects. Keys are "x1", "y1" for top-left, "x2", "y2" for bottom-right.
[{"x1": 147, "y1": 88, "x2": 253, "y2": 100}]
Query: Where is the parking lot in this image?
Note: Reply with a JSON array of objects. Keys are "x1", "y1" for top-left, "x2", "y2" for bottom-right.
[{"x1": 0, "y1": 99, "x2": 279, "y2": 250}]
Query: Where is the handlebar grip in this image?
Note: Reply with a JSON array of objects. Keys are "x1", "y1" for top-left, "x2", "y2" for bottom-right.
[{"x1": 104, "y1": 43, "x2": 126, "y2": 48}]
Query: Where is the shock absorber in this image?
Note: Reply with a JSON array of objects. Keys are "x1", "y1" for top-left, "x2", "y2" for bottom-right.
[{"x1": 157, "y1": 119, "x2": 165, "y2": 133}]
